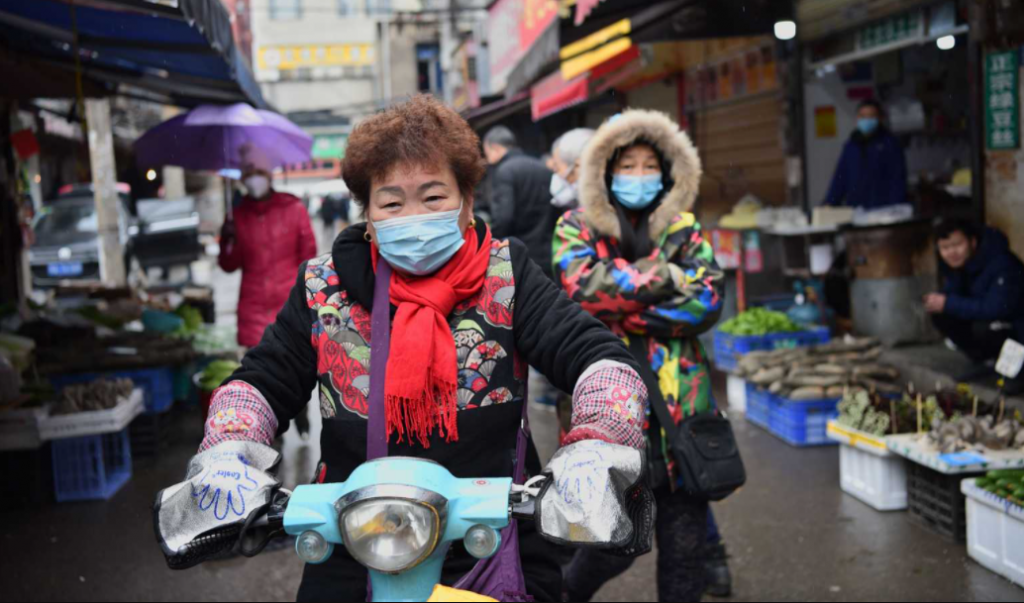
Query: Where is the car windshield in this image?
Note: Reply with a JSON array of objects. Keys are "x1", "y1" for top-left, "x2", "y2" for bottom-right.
[{"x1": 34, "y1": 202, "x2": 98, "y2": 235}]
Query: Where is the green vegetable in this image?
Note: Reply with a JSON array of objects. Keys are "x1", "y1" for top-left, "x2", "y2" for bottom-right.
[
  {"x1": 175, "y1": 305, "x2": 204, "y2": 334},
  {"x1": 719, "y1": 308, "x2": 805, "y2": 337},
  {"x1": 198, "y1": 360, "x2": 241, "y2": 392},
  {"x1": 987, "y1": 470, "x2": 1024, "y2": 480},
  {"x1": 74, "y1": 306, "x2": 127, "y2": 330}
]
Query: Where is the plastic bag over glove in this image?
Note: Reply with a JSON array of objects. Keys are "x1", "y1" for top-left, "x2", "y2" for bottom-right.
[
  {"x1": 154, "y1": 441, "x2": 281, "y2": 569},
  {"x1": 535, "y1": 439, "x2": 654, "y2": 557}
]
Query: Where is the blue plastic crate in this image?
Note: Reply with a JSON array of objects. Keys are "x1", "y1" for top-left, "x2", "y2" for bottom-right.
[
  {"x1": 766, "y1": 327, "x2": 831, "y2": 351},
  {"x1": 768, "y1": 396, "x2": 840, "y2": 447},
  {"x1": 50, "y1": 367, "x2": 174, "y2": 415},
  {"x1": 713, "y1": 331, "x2": 775, "y2": 372},
  {"x1": 713, "y1": 327, "x2": 831, "y2": 372},
  {"x1": 745, "y1": 383, "x2": 772, "y2": 429},
  {"x1": 51, "y1": 428, "x2": 132, "y2": 502}
]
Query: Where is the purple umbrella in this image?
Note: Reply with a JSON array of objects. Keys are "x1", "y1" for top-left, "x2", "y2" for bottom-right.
[{"x1": 134, "y1": 103, "x2": 313, "y2": 171}]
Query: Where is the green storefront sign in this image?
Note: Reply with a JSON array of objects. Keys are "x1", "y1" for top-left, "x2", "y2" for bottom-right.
[
  {"x1": 986, "y1": 51, "x2": 1020, "y2": 151},
  {"x1": 857, "y1": 11, "x2": 923, "y2": 51},
  {"x1": 312, "y1": 134, "x2": 348, "y2": 160}
]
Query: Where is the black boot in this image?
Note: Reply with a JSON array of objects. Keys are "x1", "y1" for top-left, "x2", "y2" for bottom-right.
[
  {"x1": 294, "y1": 410, "x2": 311, "y2": 440},
  {"x1": 704, "y1": 542, "x2": 733, "y2": 598}
]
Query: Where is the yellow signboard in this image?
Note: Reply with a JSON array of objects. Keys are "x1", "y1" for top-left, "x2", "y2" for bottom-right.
[
  {"x1": 257, "y1": 44, "x2": 375, "y2": 71},
  {"x1": 560, "y1": 18, "x2": 631, "y2": 62}
]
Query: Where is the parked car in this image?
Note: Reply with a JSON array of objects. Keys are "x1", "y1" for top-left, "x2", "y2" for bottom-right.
[{"x1": 29, "y1": 188, "x2": 201, "y2": 288}]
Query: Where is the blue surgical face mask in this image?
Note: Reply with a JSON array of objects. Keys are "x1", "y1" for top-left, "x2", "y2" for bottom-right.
[
  {"x1": 857, "y1": 118, "x2": 879, "y2": 136},
  {"x1": 372, "y1": 204, "x2": 465, "y2": 276},
  {"x1": 611, "y1": 174, "x2": 664, "y2": 210}
]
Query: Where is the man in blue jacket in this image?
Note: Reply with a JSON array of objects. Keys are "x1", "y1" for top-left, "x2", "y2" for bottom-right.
[
  {"x1": 925, "y1": 219, "x2": 1024, "y2": 393},
  {"x1": 824, "y1": 100, "x2": 908, "y2": 209}
]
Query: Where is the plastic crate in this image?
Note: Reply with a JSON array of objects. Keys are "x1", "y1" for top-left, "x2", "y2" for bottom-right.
[
  {"x1": 50, "y1": 367, "x2": 174, "y2": 415},
  {"x1": 963, "y1": 480, "x2": 1024, "y2": 587},
  {"x1": 172, "y1": 366, "x2": 193, "y2": 403},
  {"x1": 713, "y1": 327, "x2": 830, "y2": 372},
  {"x1": 766, "y1": 328, "x2": 831, "y2": 350},
  {"x1": 38, "y1": 390, "x2": 144, "y2": 441},
  {"x1": 768, "y1": 396, "x2": 840, "y2": 447},
  {"x1": 745, "y1": 384, "x2": 771, "y2": 428},
  {"x1": 0, "y1": 404, "x2": 50, "y2": 451},
  {"x1": 51, "y1": 428, "x2": 132, "y2": 502},
  {"x1": 906, "y1": 462, "x2": 980, "y2": 542},
  {"x1": 839, "y1": 441, "x2": 908, "y2": 511}
]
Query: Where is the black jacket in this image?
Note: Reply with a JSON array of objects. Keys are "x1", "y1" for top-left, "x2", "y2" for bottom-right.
[
  {"x1": 941, "y1": 228, "x2": 1024, "y2": 338},
  {"x1": 488, "y1": 150, "x2": 558, "y2": 277},
  {"x1": 227, "y1": 222, "x2": 638, "y2": 601}
]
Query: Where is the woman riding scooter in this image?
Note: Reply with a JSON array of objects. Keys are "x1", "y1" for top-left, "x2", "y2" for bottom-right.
[{"x1": 155, "y1": 96, "x2": 650, "y2": 602}]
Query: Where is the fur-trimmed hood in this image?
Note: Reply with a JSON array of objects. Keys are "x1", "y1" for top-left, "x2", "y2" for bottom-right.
[{"x1": 578, "y1": 109, "x2": 702, "y2": 242}]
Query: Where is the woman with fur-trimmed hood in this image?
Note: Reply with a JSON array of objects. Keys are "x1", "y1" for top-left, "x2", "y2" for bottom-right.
[{"x1": 553, "y1": 110, "x2": 726, "y2": 602}]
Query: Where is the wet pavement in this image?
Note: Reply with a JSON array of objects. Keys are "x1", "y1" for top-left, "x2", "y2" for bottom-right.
[
  {"x1": 595, "y1": 413, "x2": 1024, "y2": 602},
  {"x1": 2, "y1": 393, "x2": 1022, "y2": 602}
]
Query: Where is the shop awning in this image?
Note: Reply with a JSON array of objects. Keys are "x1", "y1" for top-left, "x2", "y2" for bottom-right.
[
  {"x1": 0, "y1": 0, "x2": 266, "y2": 109},
  {"x1": 464, "y1": 92, "x2": 531, "y2": 131},
  {"x1": 562, "y1": 0, "x2": 790, "y2": 50},
  {"x1": 531, "y1": 44, "x2": 641, "y2": 121}
]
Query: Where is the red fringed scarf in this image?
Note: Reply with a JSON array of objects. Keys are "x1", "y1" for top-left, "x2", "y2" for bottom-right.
[{"x1": 371, "y1": 225, "x2": 492, "y2": 447}]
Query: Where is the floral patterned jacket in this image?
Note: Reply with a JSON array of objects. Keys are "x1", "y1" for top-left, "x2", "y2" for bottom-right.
[{"x1": 208, "y1": 222, "x2": 645, "y2": 486}]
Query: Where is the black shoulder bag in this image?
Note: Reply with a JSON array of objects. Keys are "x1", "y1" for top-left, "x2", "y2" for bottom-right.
[{"x1": 628, "y1": 337, "x2": 746, "y2": 501}]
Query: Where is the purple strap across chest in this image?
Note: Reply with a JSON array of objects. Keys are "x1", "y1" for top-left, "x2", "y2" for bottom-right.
[
  {"x1": 367, "y1": 260, "x2": 393, "y2": 461},
  {"x1": 365, "y1": 259, "x2": 531, "y2": 601},
  {"x1": 365, "y1": 259, "x2": 528, "y2": 479}
]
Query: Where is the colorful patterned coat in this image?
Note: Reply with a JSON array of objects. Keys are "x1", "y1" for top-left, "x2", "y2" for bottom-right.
[{"x1": 553, "y1": 109, "x2": 725, "y2": 482}]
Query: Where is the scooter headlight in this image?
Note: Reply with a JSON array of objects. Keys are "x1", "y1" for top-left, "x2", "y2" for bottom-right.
[{"x1": 337, "y1": 486, "x2": 447, "y2": 574}]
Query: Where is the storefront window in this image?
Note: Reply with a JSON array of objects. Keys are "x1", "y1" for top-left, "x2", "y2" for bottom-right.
[
  {"x1": 270, "y1": 0, "x2": 302, "y2": 20},
  {"x1": 367, "y1": 0, "x2": 391, "y2": 15}
]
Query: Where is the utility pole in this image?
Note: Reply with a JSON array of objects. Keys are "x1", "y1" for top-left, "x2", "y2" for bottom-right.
[
  {"x1": 85, "y1": 98, "x2": 126, "y2": 287},
  {"x1": 440, "y1": 0, "x2": 457, "y2": 105}
]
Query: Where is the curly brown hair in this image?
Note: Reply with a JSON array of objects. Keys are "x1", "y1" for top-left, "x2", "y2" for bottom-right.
[{"x1": 342, "y1": 95, "x2": 487, "y2": 206}]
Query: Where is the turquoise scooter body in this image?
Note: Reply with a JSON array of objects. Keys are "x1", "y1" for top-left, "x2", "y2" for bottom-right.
[{"x1": 283, "y1": 457, "x2": 514, "y2": 602}]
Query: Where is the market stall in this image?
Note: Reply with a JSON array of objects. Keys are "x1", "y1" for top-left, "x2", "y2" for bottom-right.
[{"x1": 0, "y1": 284, "x2": 240, "y2": 505}]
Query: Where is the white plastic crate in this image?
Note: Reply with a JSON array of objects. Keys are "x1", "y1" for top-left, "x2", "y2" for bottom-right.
[
  {"x1": 0, "y1": 404, "x2": 50, "y2": 451},
  {"x1": 839, "y1": 441, "x2": 908, "y2": 511},
  {"x1": 38, "y1": 389, "x2": 144, "y2": 441},
  {"x1": 727, "y1": 375, "x2": 747, "y2": 414},
  {"x1": 963, "y1": 480, "x2": 1024, "y2": 587},
  {"x1": 829, "y1": 421, "x2": 907, "y2": 511}
]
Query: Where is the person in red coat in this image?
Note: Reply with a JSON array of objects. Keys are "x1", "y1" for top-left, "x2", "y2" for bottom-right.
[{"x1": 220, "y1": 145, "x2": 317, "y2": 349}]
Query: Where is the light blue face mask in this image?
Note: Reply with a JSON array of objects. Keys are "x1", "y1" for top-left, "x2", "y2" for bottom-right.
[
  {"x1": 611, "y1": 174, "x2": 664, "y2": 210},
  {"x1": 857, "y1": 117, "x2": 879, "y2": 136},
  {"x1": 372, "y1": 204, "x2": 465, "y2": 276}
]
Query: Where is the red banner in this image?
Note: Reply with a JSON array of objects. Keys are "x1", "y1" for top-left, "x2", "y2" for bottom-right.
[
  {"x1": 532, "y1": 71, "x2": 590, "y2": 121},
  {"x1": 521, "y1": 0, "x2": 558, "y2": 54}
]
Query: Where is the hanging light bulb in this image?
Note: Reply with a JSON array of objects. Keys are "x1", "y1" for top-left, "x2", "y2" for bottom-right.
[{"x1": 775, "y1": 20, "x2": 797, "y2": 41}]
